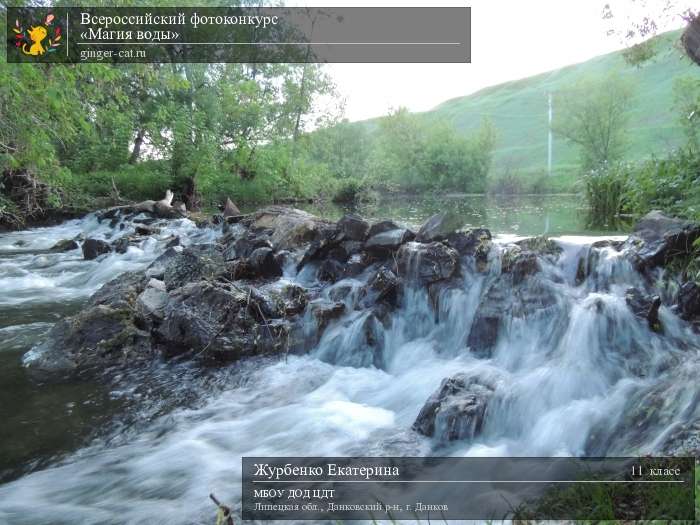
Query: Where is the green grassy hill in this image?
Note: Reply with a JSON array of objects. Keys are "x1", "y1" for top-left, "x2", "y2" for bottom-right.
[{"x1": 419, "y1": 30, "x2": 700, "y2": 192}]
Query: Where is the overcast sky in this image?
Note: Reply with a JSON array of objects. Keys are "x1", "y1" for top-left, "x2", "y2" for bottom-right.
[{"x1": 289, "y1": 0, "x2": 693, "y2": 122}]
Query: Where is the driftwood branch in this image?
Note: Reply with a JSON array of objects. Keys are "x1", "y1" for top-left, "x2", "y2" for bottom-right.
[{"x1": 210, "y1": 493, "x2": 234, "y2": 525}]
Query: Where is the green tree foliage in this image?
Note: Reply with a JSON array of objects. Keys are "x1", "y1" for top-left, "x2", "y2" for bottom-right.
[
  {"x1": 553, "y1": 74, "x2": 635, "y2": 170},
  {"x1": 365, "y1": 108, "x2": 495, "y2": 193}
]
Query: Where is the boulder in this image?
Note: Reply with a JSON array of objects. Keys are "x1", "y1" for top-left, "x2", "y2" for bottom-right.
[
  {"x1": 625, "y1": 211, "x2": 700, "y2": 271},
  {"x1": 135, "y1": 224, "x2": 161, "y2": 236},
  {"x1": 49, "y1": 239, "x2": 79, "y2": 252},
  {"x1": 82, "y1": 238, "x2": 112, "y2": 260},
  {"x1": 309, "y1": 300, "x2": 346, "y2": 334},
  {"x1": 337, "y1": 214, "x2": 369, "y2": 241},
  {"x1": 163, "y1": 245, "x2": 225, "y2": 291},
  {"x1": 251, "y1": 206, "x2": 334, "y2": 251},
  {"x1": 360, "y1": 267, "x2": 401, "y2": 308},
  {"x1": 223, "y1": 197, "x2": 241, "y2": 217},
  {"x1": 279, "y1": 283, "x2": 309, "y2": 316},
  {"x1": 229, "y1": 247, "x2": 283, "y2": 280},
  {"x1": 155, "y1": 281, "x2": 276, "y2": 360},
  {"x1": 365, "y1": 228, "x2": 415, "y2": 255},
  {"x1": 23, "y1": 305, "x2": 149, "y2": 373},
  {"x1": 135, "y1": 286, "x2": 169, "y2": 324},
  {"x1": 317, "y1": 259, "x2": 345, "y2": 283},
  {"x1": 446, "y1": 228, "x2": 492, "y2": 256},
  {"x1": 502, "y1": 248, "x2": 540, "y2": 285},
  {"x1": 416, "y1": 212, "x2": 463, "y2": 242},
  {"x1": 222, "y1": 234, "x2": 273, "y2": 261},
  {"x1": 413, "y1": 374, "x2": 494, "y2": 441},
  {"x1": 146, "y1": 246, "x2": 183, "y2": 279},
  {"x1": 625, "y1": 287, "x2": 662, "y2": 332},
  {"x1": 515, "y1": 236, "x2": 563, "y2": 258},
  {"x1": 678, "y1": 282, "x2": 700, "y2": 326},
  {"x1": 248, "y1": 247, "x2": 283, "y2": 279},
  {"x1": 89, "y1": 271, "x2": 149, "y2": 310},
  {"x1": 368, "y1": 220, "x2": 401, "y2": 238},
  {"x1": 397, "y1": 242, "x2": 459, "y2": 285}
]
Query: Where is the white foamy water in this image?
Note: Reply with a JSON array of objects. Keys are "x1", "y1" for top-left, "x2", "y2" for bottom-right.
[{"x1": 0, "y1": 216, "x2": 698, "y2": 525}]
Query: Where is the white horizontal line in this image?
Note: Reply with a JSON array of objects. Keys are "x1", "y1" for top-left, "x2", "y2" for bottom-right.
[
  {"x1": 252, "y1": 480, "x2": 685, "y2": 484},
  {"x1": 75, "y1": 42, "x2": 462, "y2": 45}
]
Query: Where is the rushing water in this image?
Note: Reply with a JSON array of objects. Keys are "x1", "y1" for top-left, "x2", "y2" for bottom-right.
[{"x1": 0, "y1": 195, "x2": 697, "y2": 525}]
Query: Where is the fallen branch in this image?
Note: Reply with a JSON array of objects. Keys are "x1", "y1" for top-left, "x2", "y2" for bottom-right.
[{"x1": 210, "y1": 493, "x2": 234, "y2": 525}]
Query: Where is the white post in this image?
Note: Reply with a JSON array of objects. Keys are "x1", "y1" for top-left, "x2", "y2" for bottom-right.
[{"x1": 547, "y1": 92, "x2": 553, "y2": 176}]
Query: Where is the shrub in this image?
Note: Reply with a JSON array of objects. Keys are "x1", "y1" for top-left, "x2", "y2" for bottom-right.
[{"x1": 583, "y1": 163, "x2": 630, "y2": 226}]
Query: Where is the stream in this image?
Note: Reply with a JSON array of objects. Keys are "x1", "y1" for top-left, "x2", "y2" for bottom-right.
[{"x1": 0, "y1": 195, "x2": 697, "y2": 525}]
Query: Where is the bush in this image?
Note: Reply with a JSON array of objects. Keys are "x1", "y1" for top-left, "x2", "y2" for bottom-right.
[
  {"x1": 583, "y1": 163, "x2": 630, "y2": 226},
  {"x1": 622, "y1": 148, "x2": 700, "y2": 220}
]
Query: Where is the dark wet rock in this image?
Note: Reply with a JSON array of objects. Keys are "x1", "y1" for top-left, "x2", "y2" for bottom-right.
[
  {"x1": 678, "y1": 282, "x2": 700, "y2": 326},
  {"x1": 591, "y1": 239, "x2": 624, "y2": 251},
  {"x1": 337, "y1": 214, "x2": 369, "y2": 241},
  {"x1": 446, "y1": 228, "x2": 492, "y2": 256},
  {"x1": 466, "y1": 314, "x2": 500, "y2": 358},
  {"x1": 502, "y1": 248, "x2": 540, "y2": 285},
  {"x1": 222, "y1": 233, "x2": 273, "y2": 261},
  {"x1": 82, "y1": 238, "x2": 112, "y2": 260},
  {"x1": 132, "y1": 217, "x2": 158, "y2": 226},
  {"x1": 575, "y1": 247, "x2": 597, "y2": 286},
  {"x1": 279, "y1": 284, "x2": 309, "y2": 316},
  {"x1": 249, "y1": 247, "x2": 283, "y2": 278},
  {"x1": 515, "y1": 236, "x2": 563, "y2": 258},
  {"x1": 317, "y1": 259, "x2": 345, "y2": 283},
  {"x1": 416, "y1": 212, "x2": 463, "y2": 243},
  {"x1": 309, "y1": 300, "x2": 346, "y2": 334},
  {"x1": 413, "y1": 374, "x2": 494, "y2": 441},
  {"x1": 135, "y1": 224, "x2": 161, "y2": 236},
  {"x1": 112, "y1": 237, "x2": 131, "y2": 255},
  {"x1": 163, "y1": 245, "x2": 225, "y2": 291},
  {"x1": 466, "y1": 277, "x2": 559, "y2": 358},
  {"x1": 155, "y1": 281, "x2": 289, "y2": 361},
  {"x1": 427, "y1": 279, "x2": 462, "y2": 319},
  {"x1": 397, "y1": 242, "x2": 459, "y2": 285},
  {"x1": 368, "y1": 220, "x2": 401, "y2": 238},
  {"x1": 251, "y1": 206, "x2": 334, "y2": 250},
  {"x1": 24, "y1": 305, "x2": 150, "y2": 373},
  {"x1": 625, "y1": 288, "x2": 662, "y2": 332},
  {"x1": 89, "y1": 271, "x2": 149, "y2": 310},
  {"x1": 165, "y1": 235, "x2": 180, "y2": 249},
  {"x1": 146, "y1": 246, "x2": 183, "y2": 279},
  {"x1": 296, "y1": 230, "x2": 347, "y2": 271},
  {"x1": 49, "y1": 239, "x2": 79, "y2": 252},
  {"x1": 360, "y1": 267, "x2": 401, "y2": 308},
  {"x1": 365, "y1": 228, "x2": 415, "y2": 255},
  {"x1": 340, "y1": 240, "x2": 363, "y2": 257},
  {"x1": 231, "y1": 247, "x2": 283, "y2": 280},
  {"x1": 328, "y1": 282, "x2": 357, "y2": 303},
  {"x1": 625, "y1": 210, "x2": 700, "y2": 271}
]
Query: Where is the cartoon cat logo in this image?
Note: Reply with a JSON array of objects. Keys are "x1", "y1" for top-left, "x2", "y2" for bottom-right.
[
  {"x1": 13, "y1": 13, "x2": 61, "y2": 58},
  {"x1": 23, "y1": 25, "x2": 48, "y2": 56}
]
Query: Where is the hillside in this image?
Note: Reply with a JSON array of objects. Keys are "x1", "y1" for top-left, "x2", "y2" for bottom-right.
[{"x1": 421, "y1": 30, "x2": 700, "y2": 191}]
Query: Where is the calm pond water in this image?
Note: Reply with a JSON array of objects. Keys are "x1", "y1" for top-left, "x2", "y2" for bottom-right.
[
  {"x1": 0, "y1": 194, "x2": 627, "y2": 486},
  {"x1": 242, "y1": 193, "x2": 631, "y2": 237}
]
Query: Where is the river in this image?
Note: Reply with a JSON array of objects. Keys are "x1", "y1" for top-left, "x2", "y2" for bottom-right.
[{"x1": 0, "y1": 194, "x2": 697, "y2": 524}]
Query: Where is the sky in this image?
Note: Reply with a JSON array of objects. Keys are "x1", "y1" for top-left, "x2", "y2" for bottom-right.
[{"x1": 289, "y1": 0, "x2": 694, "y2": 122}]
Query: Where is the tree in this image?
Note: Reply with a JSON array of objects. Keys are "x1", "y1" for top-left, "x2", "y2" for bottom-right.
[{"x1": 553, "y1": 74, "x2": 634, "y2": 170}]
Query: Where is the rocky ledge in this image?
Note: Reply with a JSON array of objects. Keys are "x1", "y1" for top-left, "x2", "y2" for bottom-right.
[{"x1": 22, "y1": 207, "x2": 700, "y2": 448}]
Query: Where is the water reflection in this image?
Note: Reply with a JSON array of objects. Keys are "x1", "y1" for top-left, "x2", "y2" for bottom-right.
[{"x1": 243, "y1": 194, "x2": 632, "y2": 237}]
